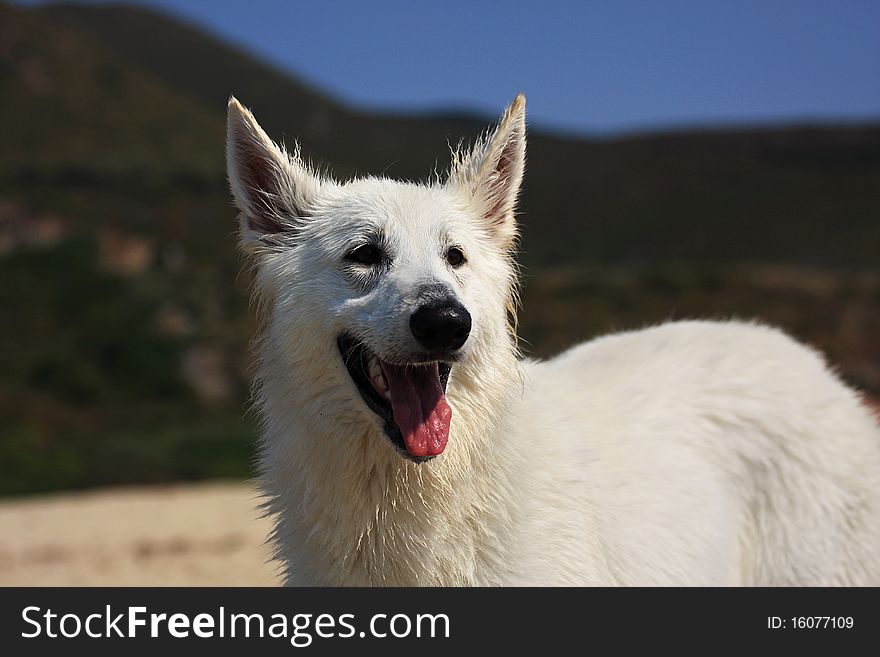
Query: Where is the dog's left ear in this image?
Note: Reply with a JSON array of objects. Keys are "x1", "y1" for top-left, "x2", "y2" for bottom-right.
[{"x1": 449, "y1": 94, "x2": 526, "y2": 249}]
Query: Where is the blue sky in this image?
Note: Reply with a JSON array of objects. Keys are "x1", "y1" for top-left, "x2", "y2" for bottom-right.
[{"x1": 18, "y1": 0, "x2": 880, "y2": 135}]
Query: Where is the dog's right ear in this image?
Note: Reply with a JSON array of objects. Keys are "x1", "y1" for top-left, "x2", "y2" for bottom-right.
[{"x1": 226, "y1": 96, "x2": 322, "y2": 250}]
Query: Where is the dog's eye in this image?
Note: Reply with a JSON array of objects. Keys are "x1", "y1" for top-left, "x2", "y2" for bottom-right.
[
  {"x1": 346, "y1": 244, "x2": 383, "y2": 266},
  {"x1": 446, "y1": 247, "x2": 466, "y2": 268}
]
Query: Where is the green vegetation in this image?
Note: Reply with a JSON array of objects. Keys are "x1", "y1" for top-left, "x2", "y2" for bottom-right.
[{"x1": 0, "y1": 1, "x2": 877, "y2": 496}]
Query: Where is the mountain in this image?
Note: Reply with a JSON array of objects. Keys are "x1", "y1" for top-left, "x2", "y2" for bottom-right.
[
  {"x1": 1, "y1": 1, "x2": 877, "y2": 496},
  {"x1": 4, "y1": 1, "x2": 879, "y2": 266}
]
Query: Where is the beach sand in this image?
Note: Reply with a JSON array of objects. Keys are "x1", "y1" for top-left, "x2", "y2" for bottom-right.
[{"x1": 0, "y1": 482, "x2": 281, "y2": 586}]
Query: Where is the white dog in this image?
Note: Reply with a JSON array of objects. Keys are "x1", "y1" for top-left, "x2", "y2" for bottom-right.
[{"x1": 226, "y1": 94, "x2": 880, "y2": 586}]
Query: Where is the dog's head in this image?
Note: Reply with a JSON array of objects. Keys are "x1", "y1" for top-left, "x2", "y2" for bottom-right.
[{"x1": 227, "y1": 96, "x2": 525, "y2": 462}]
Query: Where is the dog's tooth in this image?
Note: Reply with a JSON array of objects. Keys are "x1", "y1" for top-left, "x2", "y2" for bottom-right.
[{"x1": 367, "y1": 355, "x2": 390, "y2": 395}]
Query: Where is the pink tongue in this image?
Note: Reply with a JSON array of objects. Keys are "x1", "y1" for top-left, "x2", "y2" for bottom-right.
[{"x1": 381, "y1": 362, "x2": 452, "y2": 458}]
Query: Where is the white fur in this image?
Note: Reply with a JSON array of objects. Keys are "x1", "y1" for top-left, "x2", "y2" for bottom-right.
[{"x1": 226, "y1": 95, "x2": 880, "y2": 586}]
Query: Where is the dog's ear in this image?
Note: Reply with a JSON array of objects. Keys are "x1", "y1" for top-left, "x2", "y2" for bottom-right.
[
  {"x1": 226, "y1": 96, "x2": 322, "y2": 250},
  {"x1": 449, "y1": 94, "x2": 526, "y2": 248}
]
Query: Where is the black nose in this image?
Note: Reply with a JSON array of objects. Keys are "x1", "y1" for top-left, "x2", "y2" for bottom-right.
[{"x1": 410, "y1": 299, "x2": 472, "y2": 353}]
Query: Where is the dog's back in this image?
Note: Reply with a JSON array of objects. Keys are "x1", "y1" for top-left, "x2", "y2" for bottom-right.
[{"x1": 508, "y1": 320, "x2": 880, "y2": 584}]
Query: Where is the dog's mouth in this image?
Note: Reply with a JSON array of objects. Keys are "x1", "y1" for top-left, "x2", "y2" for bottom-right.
[{"x1": 338, "y1": 335, "x2": 452, "y2": 462}]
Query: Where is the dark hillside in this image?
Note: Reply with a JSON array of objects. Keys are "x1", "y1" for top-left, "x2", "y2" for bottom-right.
[{"x1": 1, "y1": 1, "x2": 877, "y2": 495}]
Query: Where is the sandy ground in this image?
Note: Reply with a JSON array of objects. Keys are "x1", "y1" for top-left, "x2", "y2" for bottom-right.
[{"x1": 0, "y1": 482, "x2": 282, "y2": 586}]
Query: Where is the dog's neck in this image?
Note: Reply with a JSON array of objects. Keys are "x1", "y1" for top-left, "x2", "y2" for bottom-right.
[{"x1": 255, "y1": 326, "x2": 523, "y2": 585}]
